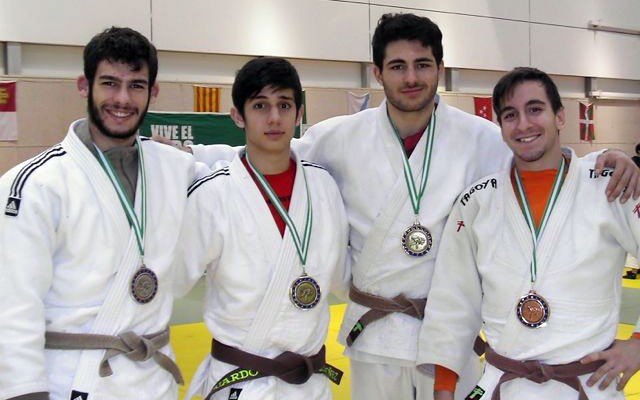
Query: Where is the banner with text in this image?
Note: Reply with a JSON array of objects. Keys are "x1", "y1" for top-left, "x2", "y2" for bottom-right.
[{"x1": 139, "y1": 112, "x2": 245, "y2": 146}]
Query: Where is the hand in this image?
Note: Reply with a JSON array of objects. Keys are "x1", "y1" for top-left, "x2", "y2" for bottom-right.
[
  {"x1": 150, "y1": 135, "x2": 193, "y2": 154},
  {"x1": 594, "y1": 149, "x2": 640, "y2": 203},
  {"x1": 581, "y1": 338, "x2": 640, "y2": 390},
  {"x1": 434, "y1": 390, "x2": 454, "y2": 400}
]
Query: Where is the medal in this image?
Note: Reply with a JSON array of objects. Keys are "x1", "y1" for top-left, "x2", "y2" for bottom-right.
[
  {"x1": 516, "y1": 290, "x2": 549, "y2": 328},
  {"x1": 245, "y1": 152, "x2": 320, "y2": 309},
  {"x1": 512, "y1": 157, "x2": 567, "y2": 328},
  {"x1": 131, "y1": 265, "x2": 158, "y2": 304},
  {"x1": 290, "y1": 273, "x2": 321, "y2": 310},
  {"x1": 402, "y1": 223, "x2": 433, "y2": 257},
  {"x1": 95, "y1": 137, "x2": 156, "y2": 305},
  {"x1": 387, "y1": 108, "x2": 437, "y2": 257}
]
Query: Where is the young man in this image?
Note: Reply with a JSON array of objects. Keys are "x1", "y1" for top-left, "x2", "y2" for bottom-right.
[
  {"x1": 186, "y1": 14, "x2": 639, "y2": 400},
  {"x1": 0, "y1": 28, "x2": 198, "y2": 399},
  {"x1": 178, "y1": 57, "x2": 349, "y2": 400},
  {"x1": 418, "y1": 67, "x2": 640, "y2": 400}
]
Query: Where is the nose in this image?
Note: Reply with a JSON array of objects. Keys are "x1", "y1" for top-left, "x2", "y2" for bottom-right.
[
  {"x1": 113, "y1": 86, "x2": 131, "y2": 105},
  {"x1": 516, "y1": 113, "x2": 531, "y2": 131},
  {"x1": 404, "y1": 66, "x2": 418, "y2": 86},
  {"x1": 267, "y1": 106, "x2": 281, "y2": 124}
]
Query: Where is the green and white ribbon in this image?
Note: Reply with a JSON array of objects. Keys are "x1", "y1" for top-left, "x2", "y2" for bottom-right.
[
  {"x1": 387, "y1": 109, "x2": 436, "y2": 218},
  {"x1": 245, "y1": 151, "x2": 312, "y2": 270},
  {"x1": 513, "y1": 157, "x2": 566, "y2": 283},
  {"x1": 94, "y1": 137, "x2": 147, "y2": 261}
]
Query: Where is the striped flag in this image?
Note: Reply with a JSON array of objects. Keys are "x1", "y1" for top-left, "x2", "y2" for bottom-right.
[
  {"x1": 0, "y1": 81, "x2": 17, "y2": 141},
  {"x1": 579, "y1": 101, "x2": 595, "y2": 142},
  {"x1": 193, "y1": 85, "x2": 220, "y2": 112}
]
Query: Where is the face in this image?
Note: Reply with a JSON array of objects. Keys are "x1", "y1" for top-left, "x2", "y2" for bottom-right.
[
  {"x1": 373, "y1": 40, "x2": 443, "y2": 116},
  {"x1": 231, "y1": 86, "x2": 302, "y2": 160},
  {"x1": 78, "y1": 60, "x2": 158, "y2": 145},
  {"x1": 498, "y1": 80, "x2": 565, "y2": 170}
]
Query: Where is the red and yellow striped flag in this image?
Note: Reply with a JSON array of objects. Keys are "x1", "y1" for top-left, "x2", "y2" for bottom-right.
[{"x1": 193, "y1": 85, "x2": 220, "y2": 112}]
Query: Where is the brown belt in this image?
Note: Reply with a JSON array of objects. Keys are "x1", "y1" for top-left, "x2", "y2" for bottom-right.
[
  {"x1": 484, "y1": 344, "x2": 605, "y2": 400},
  {"x1": 206, "y1": 339, "x2": 342, "y2": 399},
  {"x1": 45, "y1": 327, "x2": 183, "y2": 384},
  {"x1": 346, "y1": 283, "x2": 426, "y2": 346}
]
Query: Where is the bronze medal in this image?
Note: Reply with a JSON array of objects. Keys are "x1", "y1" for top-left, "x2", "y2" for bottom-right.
[
  {"x1": 402, "y1": 223, "x2": 433, "y2": 257},
  {"x1": 131, "y1": 266, "x2": 158, "y2": 304},
  {"x1": 290, "y1": 274, "x2": 321, "y2": 310},
  {"x1": 516, "y1": 291, "x2": 550, "y2": 328}
]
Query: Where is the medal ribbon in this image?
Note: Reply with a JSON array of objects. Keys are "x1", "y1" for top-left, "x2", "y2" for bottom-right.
[
  {"x1": 387, "y1": 108, "x2": 436, "y2": 218},
  {"x1": 94, "y1": 137, "x2": 147, "y2": 261},
  {"x1": 245, "y1": 151, "x2": 312, "y2": 270},
  {"x1": 513, "y1": 157, "x2": 566, "y2": 283}
]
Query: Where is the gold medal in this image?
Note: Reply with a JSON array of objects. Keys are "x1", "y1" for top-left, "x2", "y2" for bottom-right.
[
  {"x1": 402, "y1": 223, "x2": 432, "y2": 257},
  {"x1": 290, "y1": 274, "x2": 321, "y2": 310},
  {"x1": 516, "y1": 291, "x2": 550, "y2": 328},
  {"x1": 131, "y1": 266, "x2": 158, "y2": 304}
]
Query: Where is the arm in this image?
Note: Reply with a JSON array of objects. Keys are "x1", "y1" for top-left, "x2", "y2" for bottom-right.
[
  {"x1": 417, "y1": 199, "x2": 484, "y2": 376},
  {"x1": 591, "y1": 149, "x2": 640, "y2": 203},
  {"x1": 581, "y1": 192, "x2": 640, "y2": 390},
  {"x1": 0, "y1": 175, "x2": 55, "y2": 399}
]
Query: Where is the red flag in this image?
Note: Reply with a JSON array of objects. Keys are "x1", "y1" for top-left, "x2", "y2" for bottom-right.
[
  {"x1": 474, "y1": 97, "x2": 493, "y2": 121},
  {"x1": 0, "y1": 81, "x2": 17, "y2": 141},
  {"x1": 579, "y1": 101, "x2": 595, "y2": 142},
  {"x1": 193, "y1": 85, "x2": 220, "y2": 112}
]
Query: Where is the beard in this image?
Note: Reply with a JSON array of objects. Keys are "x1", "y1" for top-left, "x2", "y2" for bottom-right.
[
  {"x1": 87, "y1": 87, "x2": 149, "y2": 140},
  {"x1": 384, "y1": 82, "x2": 438, "y2": 114}
]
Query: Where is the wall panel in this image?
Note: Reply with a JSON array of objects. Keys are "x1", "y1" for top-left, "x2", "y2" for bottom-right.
[
  {"x1": 371, "y1": 0, "x2": 529, "y2": 20},
  {"x1": 531, "y1": 24, "x2": 640, "y2": 80},
  {"x1": 152, "y1": 0, "x2": 370, "y2": 62},
  {"x1": 0, "y1": 0, "x2": 150, "y2": 44},
  {"x1": 370, "y1": 6, "x2": 529, "y2": 71},
  {"x1": 531, "y1": 0, "x2": 639, "y2": 30}
]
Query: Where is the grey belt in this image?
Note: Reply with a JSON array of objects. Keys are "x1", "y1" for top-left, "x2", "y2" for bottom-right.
[{"x1": 45, "y1": 327, "x2": 184, "y2": 384}]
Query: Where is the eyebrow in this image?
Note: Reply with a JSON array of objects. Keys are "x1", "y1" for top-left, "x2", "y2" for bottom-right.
[
  {"x1": 386, "y1": 57, "x2": 433, "y2": 65},
  {"x1": 250, "y1": 94, "x2": 295, "y2": 101},
  {"x1": 97, "y1": 74, "x2": 149, "y2": 85}
]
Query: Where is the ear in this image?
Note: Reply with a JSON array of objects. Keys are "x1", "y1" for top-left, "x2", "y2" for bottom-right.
[
  {"x1": 372, "y1": 65, "x2": 383, "y2": 86},
  {"x1": 555, "y1": 106, "x2": 566, "y2": 131},
  {"x1": 230, "y1": 106, "x2": 245, "y2": 129},
  {"x1": 295, "y1": 105, "x2": 305, "y2": 126},
  {"x1": 77, "y1": 75, "x2": 89, "y2": 98},
  {"x1": 437, "y1": 61, "x2": 445, "y2": 81},
  {"x1": 149, "y1": 83, "x2": 159, "y2": 104}
]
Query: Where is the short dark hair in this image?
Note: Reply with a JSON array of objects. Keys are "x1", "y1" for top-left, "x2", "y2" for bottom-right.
[
  {"x1": 636, "y1": 143, "x2": 640, "y2": 155},
  {"x1": 232, "y1": 57, "x2": 302, "y2": 118},
  {"x1": 493, "y1": 67, "x2": 563, "y2": 124},
  {"x1": 372, "y1": 13, "x2": 443, "y2": 69},
  {"x1": 83, "y1": 27, "x2": 158, "y2": 88}
]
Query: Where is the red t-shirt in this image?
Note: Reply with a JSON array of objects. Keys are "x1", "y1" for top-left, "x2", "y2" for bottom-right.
[{"x1": 242, "y1": 157, "x2": 296, "y2": 236}]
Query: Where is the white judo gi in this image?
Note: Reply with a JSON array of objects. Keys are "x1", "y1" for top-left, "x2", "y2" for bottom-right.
[
  {"x1": 178, "y1": 150, "x2": 349, "y2": 400},
  {"x1": 0, "y1": 119, "x2": 197, "y2": 400},
  {"x1": 191, "y1": 98, "x2": 511, "y2": 399},
  {"x1": 418, "y1": 149, "x2": 640, "y2": 400}
]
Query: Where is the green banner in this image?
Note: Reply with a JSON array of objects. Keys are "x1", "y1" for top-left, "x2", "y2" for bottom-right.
[{"x1": 139, "y1": 112, "x2": 246, "y2": 146}]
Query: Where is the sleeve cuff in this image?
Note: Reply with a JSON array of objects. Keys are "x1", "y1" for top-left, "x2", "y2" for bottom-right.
[{"x1": 434, "y1": 365, "x2": 458, "y2": 392}]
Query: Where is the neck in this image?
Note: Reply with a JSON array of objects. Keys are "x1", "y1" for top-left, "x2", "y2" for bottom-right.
[
  {"x1": 387, "y1": 101, "x2": 435, "y2": 139},
  {"x1": 514, "y1": 147, "x2": 565, "y2": 172},
  {"x1": 89, "y1": 123, "x2": 137, "y2": 151},
  {"x1": 246, "y1": 146, "x2": 291, "y2": 175}
]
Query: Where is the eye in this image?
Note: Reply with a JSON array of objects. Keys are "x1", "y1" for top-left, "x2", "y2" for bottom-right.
[
  {"x1": 252, "y1": 103, "x2": 265, "y2": 110},
  {"x1": 528, "y1": 106, "x2": 543, "y2": 115},
  {"x1": 101, "y1": 81, "x2": 117, "y2": 87},
  {"x1": 130, "y1": 83, "x2": 147, "y2": 90},
  {"x1": 389, "y1": 64, "x2": 405, "y2": 71},
  {"x1": 416, "y1": 62, "x2": 430, "y2": 69},
  {"x1": 280, "y1": 103, "x2": 292, "y2": 109},
  {"x1": 501, "y1": 111, "x2": 516, "y2": 122}
]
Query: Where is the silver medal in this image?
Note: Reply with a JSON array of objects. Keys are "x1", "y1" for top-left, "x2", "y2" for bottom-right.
[
  {"x1": 402, "y1": 223, "x2": 433, "y2": 257},
  {"x1": 131, "y1": 266, "x2": 158, "y2": 304}
]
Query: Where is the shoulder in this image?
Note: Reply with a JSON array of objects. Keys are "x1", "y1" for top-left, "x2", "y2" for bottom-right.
[
  {"x1": 1, "y1": 144, "x2": 68, "y2": 217},
  {"x1": 306, "y1": 106, "x2": 378, "y2": 135},
  {"x1": 141, "y1": 136, "x2": 194, "y2": 165},
  {"x1": 187, "y1": 165, "x2": 231, "y2": 197},
  {"x1": 456, "y1": 170, "x2": 505, "y2": 209}
]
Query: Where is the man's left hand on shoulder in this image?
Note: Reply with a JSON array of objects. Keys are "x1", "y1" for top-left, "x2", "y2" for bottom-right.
[
  {"x1": 581, "y1": 337, "x2": 640, "y2": 391},
  {"x1": 595, "y1": 149, "x2": 640, "y2": 203}
]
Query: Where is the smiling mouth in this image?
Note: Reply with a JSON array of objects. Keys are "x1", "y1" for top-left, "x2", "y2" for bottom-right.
[
  {"x1": 105, "y1": 107, "x2": 136, "y2": 120},
  {"x1": 517, "y1": 134, "x2": 540, "y2": 143}
]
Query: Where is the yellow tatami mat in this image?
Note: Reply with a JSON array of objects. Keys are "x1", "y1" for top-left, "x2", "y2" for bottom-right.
[{"x1": 172, "y1": 303, "x2": 640, "y2": 400}]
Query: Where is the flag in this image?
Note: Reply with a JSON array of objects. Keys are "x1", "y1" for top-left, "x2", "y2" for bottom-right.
[
  {"x1": 347, "y1": 92, "x2": 370, "y2": 114},
  {"x1": 474, "y1": 96, "x2": 493, "y2": 121},
  {"x1": 0, "y1": 81, "x2": 17, "y2": 141},
  {"x1": 579, "y1": 101, "x2": 595, "y2": 142},
  {"x1": 193, "y1": 85, "x2": 220, "y2": 112}
]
